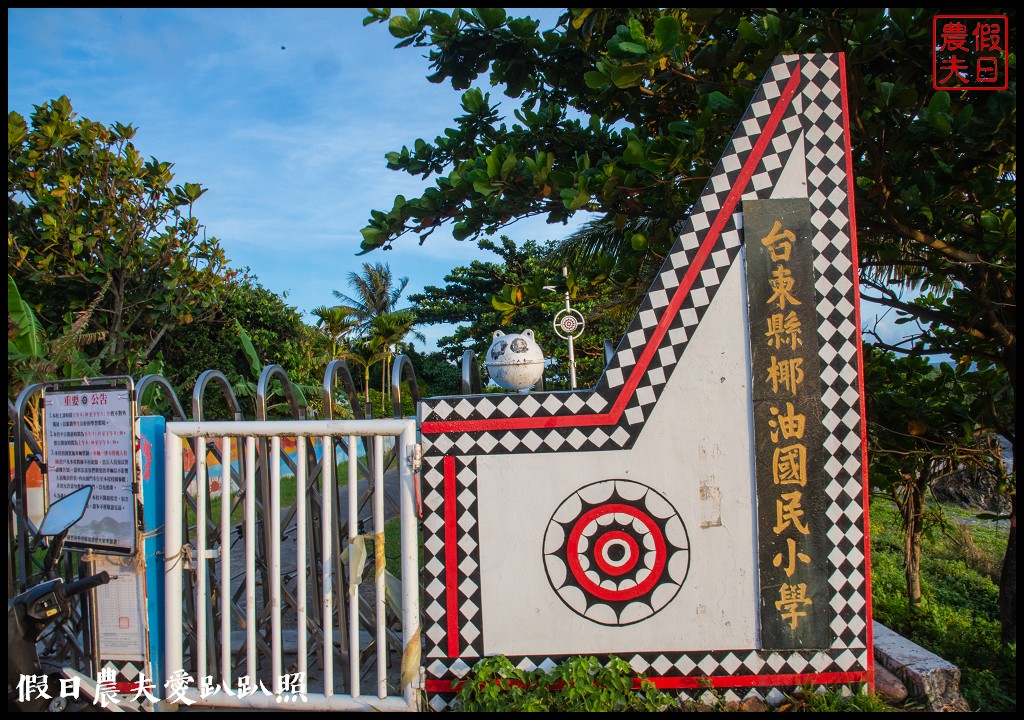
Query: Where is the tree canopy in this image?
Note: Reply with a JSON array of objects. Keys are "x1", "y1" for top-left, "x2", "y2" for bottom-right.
[
  {"x1": 8, "y1": 96, "x2": 230, "y2": 378},
  {"x1": 158, "y1": 275, "x2": 315, "y2": 405},
  {"x1": 362, "y1": 9, "x2": 1014, "y2": 380}
]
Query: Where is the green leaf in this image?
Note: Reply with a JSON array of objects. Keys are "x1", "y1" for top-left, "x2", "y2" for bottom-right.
[
  {"x1": 928, "y1": 90, "x2": 951, "y2": 114},
  {"x1": 931, "y1": 112, "x2": 952, "y2": 134},
  {"x1": 654, "y1": 15, "x2": 681, "y2": 48},
  {"x1": 706, "y1": 91, "x2": 737, "y2": 112},
  {"x1": 472, "y1": 179, "x2": 499, "y2": 196},
  {"x1": 627, "y1": 17, "x2": 645, "y2": 44},
  {"x1": 473, "y1": 7, "x2": 506, "y2": 30},
  {"x1": 359, "y1": 226, "x2": 383, "y2": 247},
  {"x1": 182, "y1": 181, "x2": 205, "y2": 202},
  {"x1": 491, "y1": 295, "x2": 515, "y2": 312},
  {"x1": 500, "y1": 152, "x2": 517, "y2": 179},
  {"x1": 608, "y1": 64, "x2": 648, "y2": 88},
  {"x1": 584, "y1": 71, "x2": 610, "y2": 89},
  {"x1": 388, "y1": 15, "x2": 419, "y2": 38},
  {"x1": 235, "y1": 320, "x2": 263, "y2": 379},
  {"x1": 461, "y1": 88, "x2": 485, "y2": 113},
  {"x1": 878, "y1": 81, "x2": 895, "y2": 106},
  {"x1": 618, "y1": 41, "x2": 647, "y2": 54},
  {"x1": 561, "y1": 188, "x2": 591, "y2": 210},
  {"x1": 7, "y1": 274, "x2": 44, "y2": 358},
  {"x1": 737, "y1": 18, "x2": 762, "y2": 45},
  {"x1": 485, "y1": 152, "x2": 501, "y2": 179}
]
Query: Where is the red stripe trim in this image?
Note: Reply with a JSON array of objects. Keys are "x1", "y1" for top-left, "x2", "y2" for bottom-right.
[
  {"x1": 422, "y1": 63, "x2": 803, "y2": 437},
  {"x1": 426, "y1": 670, "x2": 869, "y2": 694},
  {"x1": 443, "y1": 455, "x2": 459, "y2": 658},
  {"x1": 609, "y1": 63, "x2": 803, "y2": 424},
  {"x1": 838, "y1": 51, "x2": 875, "y2": 688}
]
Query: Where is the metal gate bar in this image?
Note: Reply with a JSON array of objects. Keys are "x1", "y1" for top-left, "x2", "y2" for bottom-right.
[{"x1": 165, "y1": 419, "x2": 420, "y2": 711}]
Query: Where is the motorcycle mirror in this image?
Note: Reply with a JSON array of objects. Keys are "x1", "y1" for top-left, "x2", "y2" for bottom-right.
[{"x1": 38, "y1": 486, "x2": 93, "y2": 536}]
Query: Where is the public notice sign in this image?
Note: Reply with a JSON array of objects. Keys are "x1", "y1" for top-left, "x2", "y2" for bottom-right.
[{"x1": 44, "y1": 385, "x2": 137, "y2": 553}]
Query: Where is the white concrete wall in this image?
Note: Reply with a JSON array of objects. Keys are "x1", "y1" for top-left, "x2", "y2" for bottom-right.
[{"x1": 476, "y1": 261, "x2": 760, "y2": 655}]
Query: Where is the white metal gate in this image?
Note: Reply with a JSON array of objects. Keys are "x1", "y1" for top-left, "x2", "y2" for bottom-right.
[{"x1": 163, "y1": 419, "x2": 421, "y2": 711}]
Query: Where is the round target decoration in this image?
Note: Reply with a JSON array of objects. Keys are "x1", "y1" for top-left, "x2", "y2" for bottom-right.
[
  {"x1": 553, "y1": 308, "x2": 585, "y2": 339},
  {"x1": 543, "y1": 479, "x2": 690, "y2": 626}
]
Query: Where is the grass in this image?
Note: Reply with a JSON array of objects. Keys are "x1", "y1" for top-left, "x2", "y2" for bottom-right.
[{"x1": 868, "y1": 496, "x2": 1015, "y2": 712}]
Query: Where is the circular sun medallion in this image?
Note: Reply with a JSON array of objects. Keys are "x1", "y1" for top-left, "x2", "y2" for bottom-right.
[{"x1": 543, "y1": 479, "x2": 690, "y2": 626}]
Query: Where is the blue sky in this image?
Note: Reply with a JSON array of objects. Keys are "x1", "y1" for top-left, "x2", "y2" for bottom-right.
[
  {"x1": 7, "y1": 7, "x2": 582, "y2": 353},
  {"x1": 9, "y1": 8, "x2": 913, "y2": 355}
]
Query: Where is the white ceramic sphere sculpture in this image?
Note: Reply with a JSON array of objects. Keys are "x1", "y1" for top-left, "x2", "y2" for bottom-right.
[{"x1": 484, "y1": 329, "x2": 545, "y2": 391}]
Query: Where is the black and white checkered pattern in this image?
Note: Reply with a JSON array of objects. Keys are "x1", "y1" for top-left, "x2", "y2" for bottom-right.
[
  {"x1": 800, "y1": 53, "x2": 868, "y2": 651},
  {"x1": 421, "y1": 53, "x2": 870, "y2": 709},
  {"x1": 425, "y1": 648, "x2": 871, "y2": 711},
  {"x1": 99, "y1": 658, "x2": 142, "y2": 683},
  {"x1": 422, "y1": 457, "x2": 485, "y2": 658}
]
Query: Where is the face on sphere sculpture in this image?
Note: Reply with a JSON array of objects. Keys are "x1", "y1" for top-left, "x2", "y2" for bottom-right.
[{"x1": 484, "y1": 329, "x2": 545, "y2": 391}]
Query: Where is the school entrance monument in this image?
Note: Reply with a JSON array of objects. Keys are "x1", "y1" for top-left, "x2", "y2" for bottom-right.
[{"x1": 417, "y1": 53, "x2": 873, "y2": 708}]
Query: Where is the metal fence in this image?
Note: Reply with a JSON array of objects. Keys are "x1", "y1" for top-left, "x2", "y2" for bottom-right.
[
  {"x1": 164, "y1": 418, "x2": 421, "y2": 711},
  {"x1": 9, "y1": 358, "x2": 426, "y2": 711}
]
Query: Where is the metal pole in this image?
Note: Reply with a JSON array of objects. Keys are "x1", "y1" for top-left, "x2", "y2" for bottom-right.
[
  {"x1": 196, "y1": 437, "x2": 208, "y2": 684},
  {"x1": 373, "y1": 435, "x2": 386, "y2": 698},
  {"x1": 164, "y1": 431, "x2": 184, "y2": 693},
  {"x1": 399, "y1": 421, "x2": 420, "y2": 707},
  {"x1": 347, "y1": 435, "x2": 359, "y2": 698},
  {"x1": 220, "y1": 436, "x2": 232, "y2": 687},
  {"x1": 245, "y1": 437, "x2": 257, "y2": 684},
  {"x1": 270, "y1": 437, "x2": 282, "y2": 696},
  {"x1": 565, "y1": 291, "x2": 577, "y2": 390},
  {"x1": 322, "y1": 435, "x2": 335, "y2": 697},
  {"x1": 296, "y1": 438, "x2": 308, "y2": 686},
  {"x1": 561, "y1": 266, "x2": 577, "y2": 390}
]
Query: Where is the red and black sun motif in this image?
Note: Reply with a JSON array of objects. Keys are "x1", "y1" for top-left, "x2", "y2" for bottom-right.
[{"x1": 543, "y1": 479, "x2": 690, "y2": 626}]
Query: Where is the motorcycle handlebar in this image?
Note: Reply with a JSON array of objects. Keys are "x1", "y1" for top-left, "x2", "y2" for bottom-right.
[{"x1": 59, "y1": 571, "x2": 111, "y2": 599}]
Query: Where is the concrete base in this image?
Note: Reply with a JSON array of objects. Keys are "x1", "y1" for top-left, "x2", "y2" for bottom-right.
[{"x1": 873, "y1": 621, "x2": 970, "y2": 711}]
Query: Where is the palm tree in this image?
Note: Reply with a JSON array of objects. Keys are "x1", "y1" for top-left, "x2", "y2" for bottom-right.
[
  {"x1": 548, "y1": 215, "x2": 678, "y2": 315},
  {"x1": 339, "y1": 336, "x2": 389, "y2": 413},
  {"x1": 310, "y1": 304, "x2": 358, "y2": 359},
  {"x1": 331, "y1": 262, "x2": 426, "y2": 411},
  {"x1": 333, "y1": 262, "x2": 410, "y2": 334},
  {"x1": 367, "y1": 309, "x2": 425, "y2": 412}
]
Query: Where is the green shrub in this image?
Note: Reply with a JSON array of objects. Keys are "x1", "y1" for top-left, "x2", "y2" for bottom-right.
[
  {"x1": 868, "y1": 497, "x2": 1015, "y2": 712},
  {"x1": 795, "y1": 685, "x2": 893, "y2": 712},
  {"x1": 454, "y1": 655, "x2": 677, "y2": 712},
  {"x1": 961, "y1": 665, "x2": 1016, "y2": 713}
]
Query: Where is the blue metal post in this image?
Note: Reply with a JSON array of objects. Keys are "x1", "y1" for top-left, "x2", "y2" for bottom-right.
[{"x1": 138, "y1": 416, "x2": 167, "y2": 706}]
